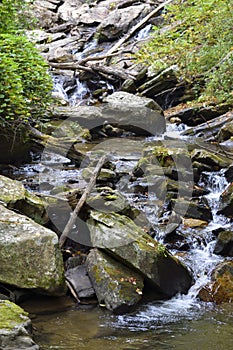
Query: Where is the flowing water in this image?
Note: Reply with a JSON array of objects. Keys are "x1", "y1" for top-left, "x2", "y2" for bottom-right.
[
  {"x1": 16, "y1": 146, "x2": 233, "y2": 350},
  {"x1": 4, "y1": 28, "x2": 233, "y2": 349}
]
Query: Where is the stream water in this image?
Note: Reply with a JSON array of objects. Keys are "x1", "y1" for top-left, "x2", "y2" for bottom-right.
[
  {"x1": 4, "y1": 28, "x2": 233, "y2": 348},
  {"x1": 14, "y1": 129, "x2": 233, "y2": 349}
]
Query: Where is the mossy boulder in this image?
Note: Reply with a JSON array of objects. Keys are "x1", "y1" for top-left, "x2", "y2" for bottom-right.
[
  {"x1": 86, "y1": 249, "x2": 144, "y2": 313},
  {"x1": 191, "y1": 149, "x2": 230, "y2": 171},
  {"x1": 87, "y1": 212, "x2": 192, "y2": 298},
  {"x1": 0, "y1": 205, "x2": 66, "y2": 295},
  {"x1": 0, "y1": 300, "x2": 39, "y2": 349},
  {"x1": 0, "y1": 175, "x2": 48, "y2": 225},
  {"x1": 133, "y1": 142, "x2": 193, "y2": 184},
  {"x1": 217, "y1": 182, "x2": 233, "y2": 218},
  {"x1": 199, "y1": 261, "x2": 233, "y2": 304},
  {"x1": 213, "y1": 230, "x2": 233, "y2": 257}
]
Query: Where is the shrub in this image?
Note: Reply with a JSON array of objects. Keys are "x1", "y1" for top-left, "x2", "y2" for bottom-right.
[
  {"x1": 0, "y1": 34, "x2": 53, "y2": 124},
  {"x1": 137, "y1": 0, "x2": 233, "y2": 104},
  {"x1": 0, "y1": 0, "x2": 34, "y2": 33}
]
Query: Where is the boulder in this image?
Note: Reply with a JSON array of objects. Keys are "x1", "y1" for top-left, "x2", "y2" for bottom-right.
[
  {"x1": 0, "y1": 300, "x2": 39, "y2": 350},
  {"x1": 217, "y1": 121, "x2": 233, "y2": 142},
  {"x1": 213, "y1": 230, "x2": 233, "y2": 257},
  {"x1": 87, "y1": 212, "x2": 192, "y2": 298},
  {"x1": 53, "y1": 91, "x2": 165, "y2": 136},
  {"x1": 199, "y1": 261, "x2": 233, "y2": 304},
  {"x1": 217, "y1": 182, "x2": 233, "y2": 218},
  {"x1": 96, "y1": 4, "x2": 151, "y2": 42},
  {"x1": 171, "y1": 198, "x2": 213, "y2": 222},
  {"x1": 0, "y1": 205, "x2": 66, "y2": 295},
  {"x1": 57, "y1": 1, "x2": 86, "y2": 22},
  {"x1": 86, "y1": 248, "x2": 144, "y2": 313},
  {"x1": 191, "y1": 149, "x2": 230, "y2": 171},
  {"x1": 0, "y1": 175, "x2": 48, "y2": 226}
]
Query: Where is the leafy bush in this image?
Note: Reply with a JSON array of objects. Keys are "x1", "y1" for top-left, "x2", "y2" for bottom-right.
[
  {"x1": 0, "y1": 34, "x2": 53, "y2": 124},
  {"x1": 137, "y1": 0, "x2": 233, "y2": 104},
  {"x1": 0, "y1": 1, "x2": 53, "y2": 126},
  {"x1": 0, "y1": 0, "x2": 34, "y2": 33}
]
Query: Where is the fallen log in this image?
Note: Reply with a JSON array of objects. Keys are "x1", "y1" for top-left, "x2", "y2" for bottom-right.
[
  {"x1": 59, "y1": 155, "x2": 107, "y2": 248},
  {"x1": 49, "y1": 61, "x2": 135, "y2": 81}
]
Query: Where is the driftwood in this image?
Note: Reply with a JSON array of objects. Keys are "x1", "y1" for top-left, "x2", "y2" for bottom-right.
[
  {"x1": 59, "y1": 154, "x2": 107, "y2": 248},
  {"x1": 104, "y1": 0, "x2": 174, "y2": 58}
]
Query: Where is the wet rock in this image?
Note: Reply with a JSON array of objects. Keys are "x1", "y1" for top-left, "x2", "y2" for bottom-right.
[
  {"x1": 0, "y1": 175, "x2": 48, "y2": 226},
  {"x1": 0, "y1": 300, "x2": 39, "y2": 350},
  {"x1": 0, "y1": 205, "x2": 66, "y2": 295},
  {"x1": 217, "y1": 182, "x2": 233, "y2": 218},
  {"x1": 199, "y1": 261, "x2": 233, "y2": 304},
  {"x1": 217, "y1": 121, "x2": 233, "y2": 142},
  {"x1": 224, "y1": 164, "x2": 233, "y2": 183},
  {"x1": 181, "y1": 110, "x2": 233, "y2": 140},
  {"x1": 133, "y1": 141, "x2": 193, "y2": 185},
  {"x1": 86, "y1": 248, "x2": 144, "y2": 313},
  {"x1": 87, "y1": 211, "x2": 192, "y2": 298},
  {"x1": 65, "y1": 265, "x2": 96, "y2": 300},
  {"x1": 167, "y1": 104, "x2": 231, "y2": 127},
  {"x1": 182, "y1": 218, "x2": 208, "y2": 228},
  {"x1": 213, "y1": 230, "x2": 233, "y2": 257},
  {"x1": 96, "y1": 4, "x2": 151, "y2": 42},
  {"x1": 191, "y1": 149, "x2": 230, "y2": 171},
  {"x1": 171, "y1": 198, "x2": 213, "y2": 222}
]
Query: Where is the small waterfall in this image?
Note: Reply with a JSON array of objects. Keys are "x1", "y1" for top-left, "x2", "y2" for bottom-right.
[{"x1": 114, "y1": 170, "x2": 230, "y2": 331}]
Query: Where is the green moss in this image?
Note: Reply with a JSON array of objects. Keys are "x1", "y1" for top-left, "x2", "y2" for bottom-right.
[{"x1": 0, "y1": 301, "x2": 28, "y2": 330}]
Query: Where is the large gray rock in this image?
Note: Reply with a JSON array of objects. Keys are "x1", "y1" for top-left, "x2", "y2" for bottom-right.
[
  {"x1": 96, "y1": 4, "x2": 151, "y2": 42},
  {"x1": 87, "y1": 212, "x2": 192, "y2": 298},
  {"x1": 54, "y1": 92, "x2": 165, "y2": 136},
  {"x1": 0, "y1": 175, "x2": 48, "y2": 226},
  {"x1": 0, "y1": 300, "x2": 39, "y2": 350},
  {"x1": 0, "y1": 205, "x2": 66, "y2": 295},
  {"x1": 86, "y1": 248, "x2": 144, "y2": 313}
]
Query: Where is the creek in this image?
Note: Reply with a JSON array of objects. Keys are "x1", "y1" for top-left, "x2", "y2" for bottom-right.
[
  {"x1": 2, "y1": 24, "x2": 233, "y2": 350},
  {"x1": 8, "y1": 119, "x2": 233, "y2": 349}
]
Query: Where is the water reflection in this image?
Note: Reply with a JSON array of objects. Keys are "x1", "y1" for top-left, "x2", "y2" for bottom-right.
[{"x1": 21, "y1": 296, "x2": 233, "y2": 350}]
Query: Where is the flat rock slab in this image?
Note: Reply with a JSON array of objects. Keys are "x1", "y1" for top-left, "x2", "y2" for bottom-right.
[
  {"x1": 0, "y1": 205, "x2": 66, "y2": 295},
  {"x1": 54, "y1": 91, "x2": 165, "y2": 136},
  {"x1": 86, "y1": 248, "x2": 144, "y2": 313}
]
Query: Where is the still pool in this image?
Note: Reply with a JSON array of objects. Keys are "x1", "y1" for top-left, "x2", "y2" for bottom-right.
[{"x1": 21, "y1": 295, "x2": 233, "y2": 350}]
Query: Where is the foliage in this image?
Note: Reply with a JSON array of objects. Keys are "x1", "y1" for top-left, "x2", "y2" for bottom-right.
[
  {"x1": 0, "y1": 0, "x2": 35, "y2": 33},
  {"x1": 0, "y1": 34, "x2": 53, "y2": 123},
  {"x1": 0, "y1": 1, "x2": 53, "y2": 125},
  {"x1": 137, "y1": 0, "x2": 233, "y2": 104}
]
